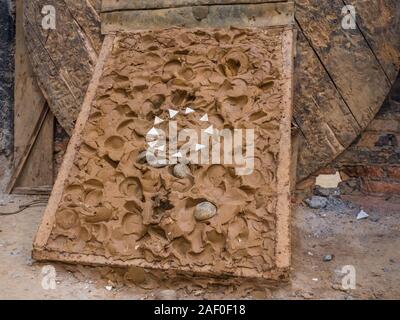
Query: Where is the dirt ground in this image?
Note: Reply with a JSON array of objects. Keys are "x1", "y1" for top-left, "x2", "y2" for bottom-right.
[{"x1": 1, "y1": 193, "x2": 400, "y2": 300}]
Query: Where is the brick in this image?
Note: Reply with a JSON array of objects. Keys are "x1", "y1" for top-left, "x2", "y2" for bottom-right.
[
  {"x1": 361, "y1": 180, "x2": 400, "y2": 195},
  {"x1": 375, "y1": 134, "x2": 399, "y2": 148},
  {"x1": 342, "y1": 166, "x2": 385, "y2": 179},
  {"x1": 317, "y1": 167, "x2": 337, "y2": 175},
  {"x1": 363, "y1": 166, "x2": 385, "y2": 179},
  {"x1": 368, "y1": 119, "x2": 400, "y2": 133},
  {"x1": 355, "y1": 132, "x2": 381, "y2": 148},
  {"x1": 387, "y1": 167, "x2": 400, "y2": 180},
  {"x1": 352, "y1": 132, "x2": 400, "y2": 149}
]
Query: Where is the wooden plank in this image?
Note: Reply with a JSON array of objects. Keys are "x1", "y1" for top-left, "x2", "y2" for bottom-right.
[
  {"x1": 23, "y1": 0, "x2": 102, "y2": 134},
  {"x1": 343, "y1": 0, "x2": 400, "y2": 84},
  {"x1": 102, "y1": 0, "x2": 287, "y2": 11},
  {"x1": 295, "y1": 0, "x2": 391, "y2": 128},
  {"x1": 15, "y1": 111, "x2": 54, "y2": 190},
  {"x1": 101, "y1": 2, "x2": 294, "y2": 33},
  {"x1": 6, "y1": 105, "x2": 50, "y2": 194},
  {"x1": 13, "y1": 0, "x2": 54, "y2": 192},
  {"x1": 13, "y1": 186, "x2": 52, "y2": 195}
]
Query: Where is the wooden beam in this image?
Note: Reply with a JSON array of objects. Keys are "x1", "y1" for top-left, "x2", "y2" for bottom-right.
[
  {"x1": 13, "y1": 186, "x2": 52, "y2": 195},
  {"x1": 12, "y1": 0, "x2": 54, "y2": 194},
  {"x1": 6, "y1": 105, "x2": 50, "y2": 194},
  {"x1": 102, "y1": 0, "x2": 288, "y2": 11},
  {"x1": 101, "y1": 2, "x2": 294, "y2": 33}
]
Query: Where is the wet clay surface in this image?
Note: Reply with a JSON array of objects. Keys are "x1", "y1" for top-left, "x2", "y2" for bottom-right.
[{"x1": 41, "y1": 28, "x2": 292, "y2": 279}]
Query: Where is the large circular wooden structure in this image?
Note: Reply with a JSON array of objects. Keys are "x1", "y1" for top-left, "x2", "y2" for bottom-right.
[{"x1": 23, "y1": 0, "x2": 400, "y2": 181}]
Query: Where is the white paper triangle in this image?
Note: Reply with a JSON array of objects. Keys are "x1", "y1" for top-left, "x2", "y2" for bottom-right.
[
  {"x1": 205, "y1": 125, "x2": 214, "y2": 135},
  {"x1": 200, "y1": 114, "x2": 209, "y2": 122},
  {"x1": 154, "y1": 116, "x2": 164, "y2": 125},
  {"x1": 185, "y1": 107, "x2": 195, "y2": 114},
  {"x1": 357, "y1": 210, "x2": 369, "y2": 220},
  {"x1": 155, "y1": 145, "x2": 165, "y2": 151},
  {"x1": 169, "y1": 109, "x2": 179, "y2": 119},
  {"x1": 148, "y1": 127, "x2": 159, "y2": 136}
]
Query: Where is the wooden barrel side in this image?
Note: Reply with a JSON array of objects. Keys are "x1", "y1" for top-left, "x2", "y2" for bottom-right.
[{"x1": 24, "y1": 0, "x2": 400, "y2": 180}]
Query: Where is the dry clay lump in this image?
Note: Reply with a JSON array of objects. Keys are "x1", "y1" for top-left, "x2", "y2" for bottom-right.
[{"x1": 40, "y1": 27, "x2": 292, "y2": 279}]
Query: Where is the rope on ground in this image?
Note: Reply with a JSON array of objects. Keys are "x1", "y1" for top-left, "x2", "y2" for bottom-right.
[{"x1": 0, "y1": 200, "x2": 48, "y2": 216}]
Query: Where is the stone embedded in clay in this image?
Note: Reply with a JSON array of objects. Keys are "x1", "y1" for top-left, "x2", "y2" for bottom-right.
[
  {"x1": 173, "y1": 163, "x2": 191, "y2": 179},
  {"x1": 194, "y1": 202, "x2": 217, "y2": 221},
  {"x1": 136, "y1": 150, "x2": 167, "y2": 168}
]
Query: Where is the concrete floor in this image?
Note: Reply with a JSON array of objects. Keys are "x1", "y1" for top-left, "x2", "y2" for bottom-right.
[{"x1": 1, "y1": 194, "x2": 400, "y2": 300}]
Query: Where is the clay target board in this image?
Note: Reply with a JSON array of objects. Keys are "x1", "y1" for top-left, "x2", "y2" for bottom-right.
[
  {"x1": 33, "y1": 26, "x2": 294, "y2": 280},
  {"x1": 25, "y1": 0, "x2": 400, "y2": 182}
]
